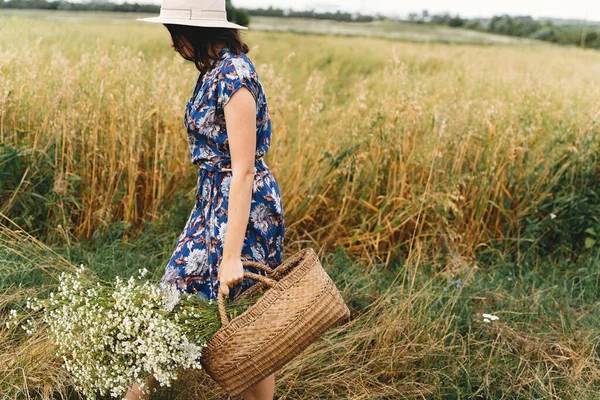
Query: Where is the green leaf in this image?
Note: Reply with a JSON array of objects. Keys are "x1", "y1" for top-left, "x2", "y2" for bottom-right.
[{"x1": 584, "y1": 238, "x2": 596, "y2": 249}]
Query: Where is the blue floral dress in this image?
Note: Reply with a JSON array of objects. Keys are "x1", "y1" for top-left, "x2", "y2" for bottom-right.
[{"x1": 159, "y1": 46, "x2": 285, "y2": 302}]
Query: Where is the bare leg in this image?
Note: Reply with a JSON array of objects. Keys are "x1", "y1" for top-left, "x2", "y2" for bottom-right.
[
  {"x1": 241, "y1": 373, "x2": 275, "y2": 400},
  {"x1": 124, "y1": 374, "x2": 159, "y2": 400}
]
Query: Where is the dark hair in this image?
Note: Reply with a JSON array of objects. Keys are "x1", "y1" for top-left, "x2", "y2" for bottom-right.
[{"x1": 164, "y1": 24, "x2": 249, "y2": 76}]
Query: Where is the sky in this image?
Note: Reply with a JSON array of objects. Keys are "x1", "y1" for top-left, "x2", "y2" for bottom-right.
[{"x1": 220, "y1": 0, "x2": 600, "y2": 22}]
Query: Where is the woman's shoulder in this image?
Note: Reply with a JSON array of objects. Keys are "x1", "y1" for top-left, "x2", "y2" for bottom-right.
[
  {"x1": 213, "y1": 50, "x2": 264, "y2": 106},
  {"x1": 218, "y1": 51, "x2": 258, "y2": 81}
]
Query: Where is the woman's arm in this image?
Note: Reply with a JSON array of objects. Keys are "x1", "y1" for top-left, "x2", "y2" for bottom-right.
[{"x1": 217, "y1": 86, "x2": 257, "y2": 296}]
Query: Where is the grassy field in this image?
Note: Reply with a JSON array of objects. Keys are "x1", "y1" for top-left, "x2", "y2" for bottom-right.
[
  {"x1": 248, "y1": 15, "x2": 539, "y2": 45},
  {"x1": 1, "y1": 9, "x2": 539, "y2": 45},
  {"x1": 2, "y1": 9, "x2": 600, "y2": 400}
]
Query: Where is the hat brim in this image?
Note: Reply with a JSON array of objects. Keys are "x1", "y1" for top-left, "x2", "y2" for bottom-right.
[{"x1": 136, "y1": 16, "x2": 248, "y2": 30}]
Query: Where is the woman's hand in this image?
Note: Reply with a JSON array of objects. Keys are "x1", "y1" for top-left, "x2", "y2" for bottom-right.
[{"x1": 217, "y1": 256, "x2": 244, "y2": 296}]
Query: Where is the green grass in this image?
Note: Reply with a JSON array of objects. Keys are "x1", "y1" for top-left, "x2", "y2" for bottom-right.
[{"x1": 2, "y1": 224, "x2": 600, "y2": 399}]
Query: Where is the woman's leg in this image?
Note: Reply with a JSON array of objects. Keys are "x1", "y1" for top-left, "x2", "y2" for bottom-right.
[{"x1": 241, "y1": 373, "x2": 275, "y2": 400}]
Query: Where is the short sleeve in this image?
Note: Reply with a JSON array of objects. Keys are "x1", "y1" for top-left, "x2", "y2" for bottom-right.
[{"x1": 217, "y1": 56, "x2": 260, "y2": 110}]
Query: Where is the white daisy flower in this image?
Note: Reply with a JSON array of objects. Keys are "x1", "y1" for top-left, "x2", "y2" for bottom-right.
[
  {"x1": 482, "y1": 313, "x2": 499, "y2": 322},
  {"x1": 161, "y1": 283, "x2": 181, "y2": 312}
]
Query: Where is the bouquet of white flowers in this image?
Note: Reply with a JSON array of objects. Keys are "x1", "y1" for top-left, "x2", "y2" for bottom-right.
[{"x1": 6, "y1": 264, "x2": 261, "y2": 400}]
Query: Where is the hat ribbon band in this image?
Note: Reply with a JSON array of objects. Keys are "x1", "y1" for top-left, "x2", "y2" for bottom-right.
[{"x1": 159, "y1": 8, "x2": 227, "y2": 20}]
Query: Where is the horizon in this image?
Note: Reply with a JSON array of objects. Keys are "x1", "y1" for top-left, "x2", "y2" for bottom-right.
[{"x1": 119, "y1": 0, "x2": 600, "y2": 22}]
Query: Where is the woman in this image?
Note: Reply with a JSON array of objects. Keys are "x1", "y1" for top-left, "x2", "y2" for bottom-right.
[{"x1": 130, "y1": 1, "x2": 286, "y2": 399}]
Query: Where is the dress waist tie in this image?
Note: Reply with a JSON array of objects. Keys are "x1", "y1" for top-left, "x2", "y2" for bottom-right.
[{"x1": 196, "y1": 156, "x2": 267, "y2": 173}]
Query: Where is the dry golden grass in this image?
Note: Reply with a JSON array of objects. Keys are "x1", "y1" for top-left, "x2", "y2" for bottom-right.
[
  {"x1": 0, "y1": 218, "x2": 77, "y2": 399},
  {"x1": 1, "y1": 16, "x2": 600, "y2": 265}
]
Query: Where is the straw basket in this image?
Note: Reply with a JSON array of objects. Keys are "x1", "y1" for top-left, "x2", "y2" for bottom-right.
[{"x1": 200, "y1": 247, "x2": 351, "y2": 397}]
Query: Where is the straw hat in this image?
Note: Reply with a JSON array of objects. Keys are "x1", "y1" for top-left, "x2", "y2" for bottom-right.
[{"x1": 137, "y1": 0, "x2": 248, "y2": 30}]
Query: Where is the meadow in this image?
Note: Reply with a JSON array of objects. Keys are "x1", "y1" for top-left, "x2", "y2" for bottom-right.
[{"x1": 1, "y1": 9, "x2": 600, "y2": 399}]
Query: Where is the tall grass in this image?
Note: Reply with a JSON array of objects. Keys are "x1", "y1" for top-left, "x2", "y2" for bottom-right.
[
  {"x1": 1, "y1": 12, "x2": 600, "y2": 399},
  {"x1": 2, "y1": 18, "x2": 600, "y2": 267},
  {"x1": 2, "y1": 16, "x2": 600, "y2": 264}
]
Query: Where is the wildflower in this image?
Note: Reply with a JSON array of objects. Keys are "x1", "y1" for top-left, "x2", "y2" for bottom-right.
[
  {"x1": 445, "y1": 279, "x2": 464, "y2": 291},
  {"x1": 13, "y1": 262, "x2": 260, "y2": 399},
  {"x1": 550, "y1": 213, "x2": 556, "y2": 219},
  {"x1": 161, "y1": 283, "x2": 182, "y2": 312},
  {"x1": 482, "y1": 313, "x2": 499, "y2": 323}
]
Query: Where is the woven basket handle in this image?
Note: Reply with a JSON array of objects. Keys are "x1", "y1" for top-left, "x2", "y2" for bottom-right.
[
  {"x1": 239, "y1": 260, "x2": 274, "y2": 275},
  {"x1": 217, "y1": 261, "x2": 278, "y2": 327}
]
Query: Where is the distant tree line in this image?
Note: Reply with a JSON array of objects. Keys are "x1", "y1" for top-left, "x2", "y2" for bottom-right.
[
  {"x1": 0, "y1": 0, "x2": 159, "y2": 13},
  {"x1": 486, "y1": 14, "x2": 600, "y2": 49},
  {"x1": 245, "y1": 6, "x2": 383, "y2": 23},
  {"x1": 406, "y1": 10, "x2": 600, "y2": 49},
  {"x1": 225, "y1": 0, "x2": 249, "y2": 27}
]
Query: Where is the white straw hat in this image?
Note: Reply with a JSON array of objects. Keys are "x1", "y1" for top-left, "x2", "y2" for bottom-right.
[{"x1": 137, "y1": 0, "x2": 248, "y2": 30}]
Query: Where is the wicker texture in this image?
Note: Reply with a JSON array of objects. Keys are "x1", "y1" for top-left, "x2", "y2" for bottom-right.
[{"x1": 200, "y1": 247, "x2": 350, "y2": 397}]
